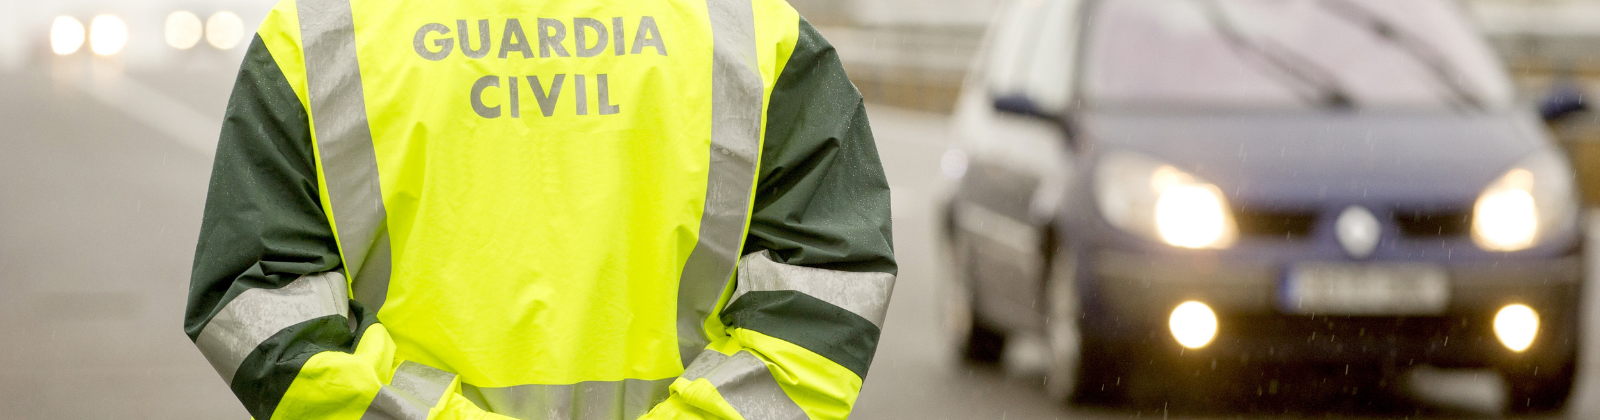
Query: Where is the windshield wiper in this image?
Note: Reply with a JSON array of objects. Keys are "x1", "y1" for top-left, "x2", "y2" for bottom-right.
[
  {"x1": 1197, "y1": 0, "x2": 1354, "y2": 109},
  {"x1": 1318, "y1": 0, "x2": 1483, "y2": 109}
]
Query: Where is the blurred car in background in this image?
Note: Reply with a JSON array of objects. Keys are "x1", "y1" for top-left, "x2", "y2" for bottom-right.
[{"x1": 939, "y1": 0, "x2": 1585, "y2": 414}]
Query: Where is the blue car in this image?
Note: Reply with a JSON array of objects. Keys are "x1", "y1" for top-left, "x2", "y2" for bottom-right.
[{"x1": 939, "y1": 0, "x2": 1583, "y2": 413}]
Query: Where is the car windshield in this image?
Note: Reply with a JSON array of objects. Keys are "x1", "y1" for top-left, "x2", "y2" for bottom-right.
[{"x1": 1082, "y1": 0, "x2": 1516, "y2": 110}]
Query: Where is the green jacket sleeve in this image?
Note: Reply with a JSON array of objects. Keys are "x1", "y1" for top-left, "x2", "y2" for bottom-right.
[
  {"x1": 185, "y1": 35, "x2": 497, "y2": 420},
  {"x1": 747, "y1": 25, "x2": 896, "y2": 277},
  {"x1": 184, "y1": 34, "x2": 355, "y2": 419},
  {"x1": 642, "y1": 18, "x2": 897, "y2": 420}
]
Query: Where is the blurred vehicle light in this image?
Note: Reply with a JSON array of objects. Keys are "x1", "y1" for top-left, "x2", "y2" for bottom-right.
[
  {"x1": 1168, "y1": 301, "x2": 1217, "y2": 349},
  {"x1": 1493, "y1": 304, "x2": 1539, "y2": 352},
  {"x1": 1472, "y1": 153, "x2": 1577, "y2": 252},
  {"x1": 51, "y1": 16, "x2": 85, "y2": 55},
  {"x1": 1095, "y1": 151, "x2": 1237, "y2": 249},
  {"x1": 1156, "y1": 183, "x2": 1230, "y2": 249},
  {"x1": 89, "y1": 15, "x2": 127, "y2": 56},
  {"x1": 206, "y1": 12, "x2": 245, "y2": 50},
  {"x1": 166, "y1": 11, "x2": 204, "y2": 50},
  {"x1": 1473, "y1": 169, "x2": 1538, "y2": 251},
  {"x1": 940, "y1": 149, "x2": 967, "y2": 179}
]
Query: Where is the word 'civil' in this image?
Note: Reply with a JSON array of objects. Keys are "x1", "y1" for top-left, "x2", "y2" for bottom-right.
[{"x1": 471, "y1": 74, "x2": 620, "y2": 119}]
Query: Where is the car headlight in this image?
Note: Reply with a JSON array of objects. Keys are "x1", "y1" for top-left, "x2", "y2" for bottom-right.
[
  {"x1": 1094, "y1": 151, "x2": 1236, "y2": 249},
  {"x1": 89, "y1": 15, "x2": 127, "y2": 56},
  {"x1": 51, "y1": 16, "x2": 85, "y2": 55},
  {"x1": 1472, "y1": 152, "x2": 1577, "y2": 252}
]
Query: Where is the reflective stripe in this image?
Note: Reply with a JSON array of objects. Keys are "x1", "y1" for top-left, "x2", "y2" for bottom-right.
[
  {"x1": 459, "y1": 378, "x2": 674, "y2": 420},
  {"x1": 354, "y1": 231, "x2": 393, "y2": 310},
  {"x1": 676, "y1": 0, "x2": 766, "y2": 365},
  {"x1": 362, "y1": 361, "x2": 458, "y2": 420},
  {"x1": 296, "y1": 0, "x2": 393, "y2": 312},
  {"x1": 683, "y1": 350, "x2": 807, "y2": 420},
  {"x1": 195, "y1": 272, "x2": 350, "y2": 384},
  {"x1": 731, "y1": 251, "x2": 897, "y2": 328}
]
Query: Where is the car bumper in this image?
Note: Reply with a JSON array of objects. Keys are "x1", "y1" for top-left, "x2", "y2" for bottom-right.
[{"x1": 1086, "y1": 250, "x2": 1583, "y2": 366}]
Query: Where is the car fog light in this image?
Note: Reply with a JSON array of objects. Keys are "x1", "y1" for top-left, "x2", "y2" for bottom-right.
[
  {"x1": 1169, "y1": 301, "x2": 1217, "y2": 349},
  {"x1": 1494, "y1": 304, "x2": 1539, "y2": 352}
]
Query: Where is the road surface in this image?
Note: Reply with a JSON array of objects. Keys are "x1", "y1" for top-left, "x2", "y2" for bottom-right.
[{"x1": 0, "y1": 54, "x2": 1595, "y2": 419}]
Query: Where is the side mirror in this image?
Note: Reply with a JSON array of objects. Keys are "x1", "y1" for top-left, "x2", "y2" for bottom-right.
[
  {"x1": 992, "y1": 94, "x2": 1081, "y2": 151},
  {"x1": 1540, "y1": 84, "x2": 1588, "y2": 123},
  {"x1": 993, "y1": 94, "x2": 1051, "y2": 118}
]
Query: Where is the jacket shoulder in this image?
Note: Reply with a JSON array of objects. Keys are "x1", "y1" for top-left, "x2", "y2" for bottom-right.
[{"x1": 253, "y1": 0, "x2": 312, "y2": 115}]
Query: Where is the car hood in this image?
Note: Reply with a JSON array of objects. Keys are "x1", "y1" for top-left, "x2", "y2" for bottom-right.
[{"x1": 1079, "y1": 111, "x2": 1554, "y2": 206}]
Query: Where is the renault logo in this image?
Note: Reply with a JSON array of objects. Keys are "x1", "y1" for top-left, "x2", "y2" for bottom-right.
[{"x1": 1336, "y1": 206, "x2": 1380, "y2": 258}]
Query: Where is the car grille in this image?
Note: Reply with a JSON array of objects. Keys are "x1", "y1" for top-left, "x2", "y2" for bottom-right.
[
  {"x1": 1226, "y1": 314, "x2": 1477, "y2": 340},
  {"x1": 1234, "y1": 209, "x2": 1318, "y2": 240},
  {"x1": 1393, "y1": 209, "x2": 1471, "y2": 238},
  {"x1": 1232, "y1": 207, "x2": 1473, "y2": 241}
]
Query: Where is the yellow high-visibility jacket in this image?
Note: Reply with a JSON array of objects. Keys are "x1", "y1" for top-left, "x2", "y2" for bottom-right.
[{"x1": 182, "y1": 0, "x2": 895, "y2": 418}]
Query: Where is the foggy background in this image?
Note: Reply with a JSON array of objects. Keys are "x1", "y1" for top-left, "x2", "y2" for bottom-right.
[{"x1": 7, "y1": 0, "x2": 1600, "y2": 418}]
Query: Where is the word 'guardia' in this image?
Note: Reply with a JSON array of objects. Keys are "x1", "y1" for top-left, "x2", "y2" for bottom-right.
[
  {"x1": 414, "y1": 17, "x2": 667, "y2": 60},
  {"x1": 471, "y1": 74, "x2": 620, "y2": 119}
]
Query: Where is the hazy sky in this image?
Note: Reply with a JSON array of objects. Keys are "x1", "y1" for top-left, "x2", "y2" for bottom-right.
[
  {"x1": 0, "y1": 0, "x2": 1002, "y2": 70},
  {"x1": 9, "y1": 0, "x2": 1600, "y2": 71},
  {"x1": 1, "y1": 0, "x2": 268, "y2": 69}
]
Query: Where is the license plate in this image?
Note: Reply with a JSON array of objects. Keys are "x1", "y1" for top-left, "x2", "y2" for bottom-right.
[{"x1": 1281, "y1": 262, "x2": 1449, "y2": 315}]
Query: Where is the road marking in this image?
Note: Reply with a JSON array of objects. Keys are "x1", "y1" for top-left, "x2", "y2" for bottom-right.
[{"x1": 75, "y1": 66, "x2": 219, "y2": 157}]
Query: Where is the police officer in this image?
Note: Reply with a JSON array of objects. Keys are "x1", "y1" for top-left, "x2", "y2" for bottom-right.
[{"x1": 182, "y1": 0, "x2": 894, "y2": 418}]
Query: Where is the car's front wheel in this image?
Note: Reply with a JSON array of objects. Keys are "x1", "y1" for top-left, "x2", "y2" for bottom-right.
[
  {"x1": 1044, "y1": 244, "x2": 1128, "y2": 405},
  {"x1": 1043, "y1": 245, "x2": 1081, "y2": 401},
  {"x1": 943, "y1": 234, "x2": 1006, "y2": 364}
]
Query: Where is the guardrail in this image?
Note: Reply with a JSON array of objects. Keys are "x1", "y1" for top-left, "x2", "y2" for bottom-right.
[{"x1": 819, "y1": 25, "x2": 981, "y2": 113}]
